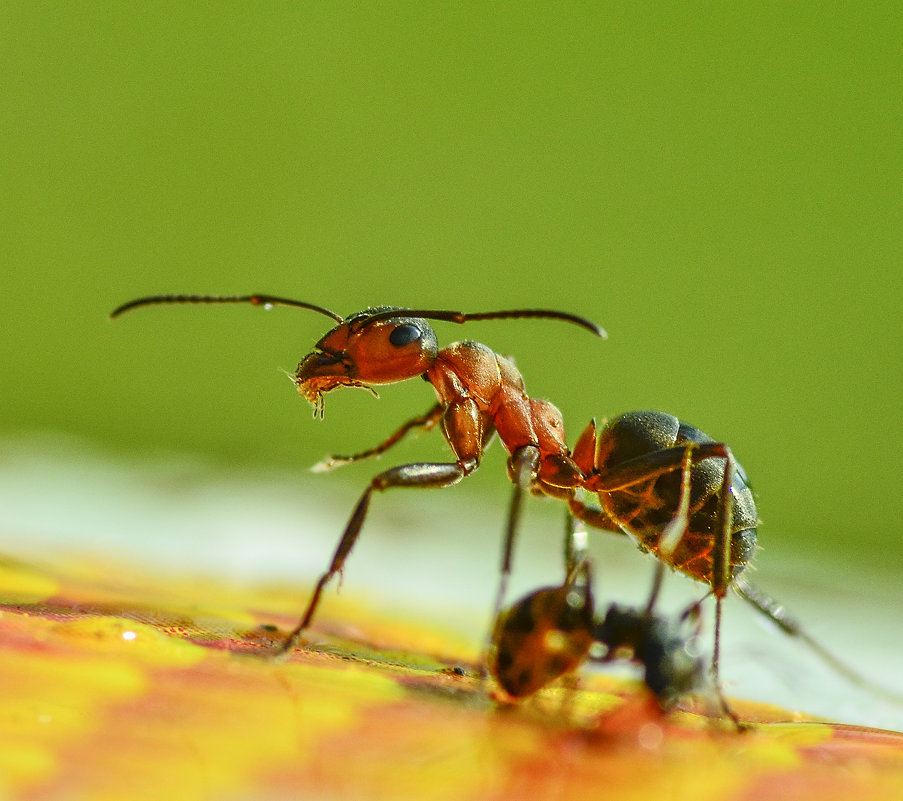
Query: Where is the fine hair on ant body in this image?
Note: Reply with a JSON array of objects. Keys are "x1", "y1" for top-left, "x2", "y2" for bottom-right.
[{"x1": 112, "y1": 292, "x2": 889, "y2": 724}]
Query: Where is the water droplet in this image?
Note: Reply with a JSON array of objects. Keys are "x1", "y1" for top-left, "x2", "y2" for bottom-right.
[{"x1": 638, "y1": 722, "x2": 663, "y2": 750}]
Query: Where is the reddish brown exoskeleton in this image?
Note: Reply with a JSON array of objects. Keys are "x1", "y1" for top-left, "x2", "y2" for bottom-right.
[
  {"x1": 112, "y1": 292, "x2": 888, "y2": 725},
  {"x1": 110, "y1": 295, "x2": 618, "y2": 640},
  {"x1": 287, "y1": 303, "x2": 756, "y2": 666}
]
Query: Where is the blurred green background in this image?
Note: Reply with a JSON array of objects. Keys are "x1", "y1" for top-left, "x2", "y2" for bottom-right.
[{"x1": 2, "y1": 2, "x2": 901, "y2": 587}]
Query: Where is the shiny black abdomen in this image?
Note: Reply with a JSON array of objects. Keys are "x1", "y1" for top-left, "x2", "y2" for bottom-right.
[{"x1": 594, "y1": 410, "x2": 758, "y2": 585}]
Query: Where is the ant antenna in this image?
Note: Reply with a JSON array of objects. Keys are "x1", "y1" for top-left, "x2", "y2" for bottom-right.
[
  {"x1": 110, "y1": 294, "x2": 344, "y2": 323},
  {"x1": 110, "y1": 296, "x2": 605, "y2": 338},
  {"x1": 363, "y1": 308, "x2": 607, "y2": 339}
]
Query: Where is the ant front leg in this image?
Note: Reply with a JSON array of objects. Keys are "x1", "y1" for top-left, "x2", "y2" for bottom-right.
[
  {"x1": 278, "y1": 457, "x2": 476, "y2": 655},
  {"x1": 311, "y1": 403, "x2": 444, "y2": 472}
]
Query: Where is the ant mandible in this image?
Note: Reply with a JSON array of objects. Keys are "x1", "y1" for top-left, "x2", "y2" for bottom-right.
[
  {"x1": 111, "y1": 292, "x2": 855, "y2": 712},
  {"x1": 490, "y1": 558, "x2": 704, "y2": 712}
]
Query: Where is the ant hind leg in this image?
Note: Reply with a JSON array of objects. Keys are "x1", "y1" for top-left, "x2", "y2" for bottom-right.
[
  {"x1": 734, "y1": 575, "x2": 903, "y2": 705},
  {"x1": 710, "y1": 448, "x2": 747, "y2": 729},
  {"x1": 278, "y1": 458, "x2": 473, "y2": 656}
]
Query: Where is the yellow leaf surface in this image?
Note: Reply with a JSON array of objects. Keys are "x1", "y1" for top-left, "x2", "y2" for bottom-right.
[{"x1": 1, "y1": 555, "x2": 901, "y2": 801}]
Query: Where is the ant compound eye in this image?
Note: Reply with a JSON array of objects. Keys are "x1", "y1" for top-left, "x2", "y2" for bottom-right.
[{"x1": 389, "y1": 324, "x2": 422, "y2": 347}]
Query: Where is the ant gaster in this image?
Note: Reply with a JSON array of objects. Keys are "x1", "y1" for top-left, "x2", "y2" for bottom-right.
[{"x1": 112, "y1": 292, "x2": 881, "y2": 723}]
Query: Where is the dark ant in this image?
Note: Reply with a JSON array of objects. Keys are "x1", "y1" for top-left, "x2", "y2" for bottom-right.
[
  {"x1": 490, "y1": 559, "x2": 704, "y2": 711},
  {"x1": 111, "y1": 292, "x2": 890, "y2": 725}
]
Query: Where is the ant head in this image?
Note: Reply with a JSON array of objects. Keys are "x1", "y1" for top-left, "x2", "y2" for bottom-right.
[
  {"x1": 595, "y1": 604, "x2": 704, "y2": 709},
  {"x1": 295, "y1": 305, "x2": 605, "y2": 413},
  {"x1": 295, "y1": 308, "x2": 439, "y2": 412}
]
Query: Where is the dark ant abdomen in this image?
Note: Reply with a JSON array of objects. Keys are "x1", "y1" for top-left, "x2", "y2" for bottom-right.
[{"x1": 595, "y1": 411, "x2": 758, "y2": 585}]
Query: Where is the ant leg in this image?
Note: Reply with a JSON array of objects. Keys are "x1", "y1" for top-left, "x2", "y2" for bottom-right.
[
  {"x1": 710, "y1": 449, "x2": 745, "y2": 729},
  {"x1": 590, "y1": 443, "x2": 745, "y2": 726},
  {"x1": 645, "y1": 446, "x2": 694, "y2": 614},
  {"x1": 657, "y1": 446, "x2": 695, "y2": 558},
  {"x1": 644, "y1": 562, "x2": 666, "y2": 614},
  {"x1": 562, "y1": 507, "x2": 587, "y2": 577},
  {"x1": 311, "y1": 403, "x2": 444, "y2": 472},
  {"x1": 585, "y1": 442, "x2": 730, "y2": 492},
  {"x1": 711, "y1": 448, "x2": 735, "y2": 600},
  {"x1": 711, "y1": 597, "x2": 744, "y2": 728},
  {"x1": 734, "y1": 576, "x2": 903, "y2": 704},
  {"x1": 566, "y1": 556, "x2": 594, "y2": 597},
  {"x1": 491, "y1": 445, "x2": 541, "y2": 626},
  {"x1": 678, "y1": 591, "x2": 710, "y2": 627},
  {"x1": 278, "y1": 459, "x2": 475, "y2": 655},
  {"x1": 567, "y1": 496, "x2": 625, "y2": 536}
]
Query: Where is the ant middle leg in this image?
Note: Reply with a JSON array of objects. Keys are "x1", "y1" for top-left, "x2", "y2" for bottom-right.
[
  {"x1": 279, "y1": 458, "x2": 475, "y2": 655},
  {"x1": 490, "y1": 445, "x2": 541, "y2": 630},
  {"x1": 564, "y1": 495, "x2": 628, "y2": 587},
  {"x1": 562, "y1": 507, "x2": 587, "y2": 578},
  {"x1": 492, "y1": 450, "x2": 624, "y2": 626}
]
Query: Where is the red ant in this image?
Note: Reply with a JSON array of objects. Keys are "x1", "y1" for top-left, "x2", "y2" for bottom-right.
[
  {"x1": 490, "y1": 558, "x2": 704, "y2": 711},
  {"x1": 111, "y1": 293, "x2": 888, "y2": 723}
]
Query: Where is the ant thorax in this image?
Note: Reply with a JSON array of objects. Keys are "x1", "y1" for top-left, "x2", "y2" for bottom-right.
[{"x1": 428, "y1": 341, "x2": 570, "y2": 459}]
